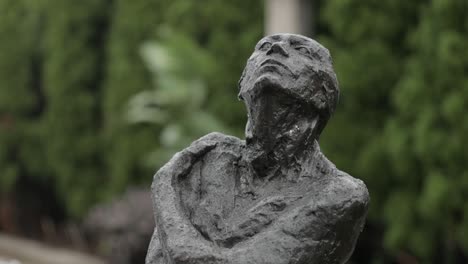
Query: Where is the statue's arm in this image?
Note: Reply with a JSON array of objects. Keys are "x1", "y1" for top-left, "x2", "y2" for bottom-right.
[
  {"x1": 228, "y1": 174, "x2": 369, "y2": 264},
  {"x1": 151, "y1": 134, "x2": 228, "y2": 264}
]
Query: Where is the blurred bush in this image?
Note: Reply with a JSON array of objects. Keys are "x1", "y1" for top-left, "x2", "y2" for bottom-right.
[
  {"x1": 127, "y1": 29, "x2": 232, "y2": 168},
  {"x1": 320, "y1": 0, "x2": 468, "y2": 262},
  {"x1": 0, "y1": 0, "x2": 262, "y2": 217}
]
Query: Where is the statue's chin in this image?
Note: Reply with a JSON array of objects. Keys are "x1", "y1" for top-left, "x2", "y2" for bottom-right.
[{"x1": 254, "y1": 73, "x2": 282, "y2": 90}]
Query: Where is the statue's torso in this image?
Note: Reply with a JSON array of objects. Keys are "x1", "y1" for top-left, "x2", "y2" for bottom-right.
[
  {"x1": 178, "y1": 133, "x2": 367, "y2": 253},
  {"x1": 147, "y1": 133, "x2": 369, "y2": 264}
]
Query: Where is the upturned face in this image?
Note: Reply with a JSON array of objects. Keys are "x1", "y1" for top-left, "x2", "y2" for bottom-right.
[{"x1": 238, "y1": 34, "x2": 339, "y2": 140}]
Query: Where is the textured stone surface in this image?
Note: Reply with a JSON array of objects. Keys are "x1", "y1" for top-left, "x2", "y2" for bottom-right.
[{"x1": 146, "y1": 34, "x2": 369, "y2": 264}]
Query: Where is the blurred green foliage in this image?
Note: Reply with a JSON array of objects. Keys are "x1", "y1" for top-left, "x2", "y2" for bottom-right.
[
  {"x1": 128, "y1": 30, "x2": 232, "y2": 168},
  {"x1": 321, "y1": 0, "x2": 468, "y2": 262},
  {"x1": 42, "y1": 0, "x2": 110, "y2": 217},
  {"x1": 1, "y1": 0, "x2": 467, "y2": 262},
  {"x1": 0, "y1": 0, "x2": 44, "y2": 191},
  {"x1": 102, "y1": 0, "x2": 163, "y2": 199},
  {"x1": 0, "y1": 0, "x2": 262, "y2": 217}
]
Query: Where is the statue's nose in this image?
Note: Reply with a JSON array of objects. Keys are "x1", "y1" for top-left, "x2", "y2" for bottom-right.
[{"x1": 267, "y1": 42, "x2": 289, "y2": 57}]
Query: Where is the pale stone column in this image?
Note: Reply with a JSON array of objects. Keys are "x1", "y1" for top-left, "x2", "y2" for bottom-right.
[{"x1": 265, "y1": 0, "x2": 313, "y2": 37}]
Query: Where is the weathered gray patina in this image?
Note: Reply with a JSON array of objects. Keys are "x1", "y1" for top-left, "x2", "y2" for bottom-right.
[{"x1": 146, "y1": 34, "x2": 369, "y2": 264}]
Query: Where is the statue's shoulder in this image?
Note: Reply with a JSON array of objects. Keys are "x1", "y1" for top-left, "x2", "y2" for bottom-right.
[
  {"x1": 154, "y1": 132, "x2": 243, "y2": 179},
  {"x1": 333, "y1": 169, "x2": 370, "y2": 209},
  {"x1": 315, "y1": 149, "x2": 369, "y2": 211},
  {"x1": 184, "y1": 132, "x2": 244, "y2": 158},
  {"x1": 190, "y1": 132, "x2": 244, "y2": 150}
]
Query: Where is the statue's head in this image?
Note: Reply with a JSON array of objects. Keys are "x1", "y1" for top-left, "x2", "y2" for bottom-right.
[{"x1": 239, "y1": 34, "x2": 339, "y2": 141}]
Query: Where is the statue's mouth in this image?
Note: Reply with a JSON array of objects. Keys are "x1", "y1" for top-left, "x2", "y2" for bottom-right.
[{"x1": 259, "y1": 59, "x2": 293, "y2": 75}]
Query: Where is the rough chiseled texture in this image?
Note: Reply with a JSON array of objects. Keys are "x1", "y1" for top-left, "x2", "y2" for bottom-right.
[{"x1": 146, "y1": 34, "x2": 369, "y2": 264}]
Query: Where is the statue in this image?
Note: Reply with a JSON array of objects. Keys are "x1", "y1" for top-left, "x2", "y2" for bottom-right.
[{"x1": 146, "y1": 34, "x2": 369, "y2": 264}]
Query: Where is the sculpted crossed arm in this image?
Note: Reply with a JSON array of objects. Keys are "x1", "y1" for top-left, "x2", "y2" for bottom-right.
[
  {"x1": 151, "y1": 134, "x2": 227, "y2": 264},
  {"x1": 227, "y1": 173, "x2": 369, "y2": 264}
]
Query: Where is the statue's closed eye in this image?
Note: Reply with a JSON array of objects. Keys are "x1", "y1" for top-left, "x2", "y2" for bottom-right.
[
  {"x1": 295, "y1": 46, "x2": 311, "y2": 56},
  {"x1": 258, "y1": 42, "x2": 272, "y2": 51}
]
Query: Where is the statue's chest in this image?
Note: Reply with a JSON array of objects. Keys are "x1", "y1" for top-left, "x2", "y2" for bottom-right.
[{"x1": 179, "y1": 149, "x2": 323, "y2": 247}]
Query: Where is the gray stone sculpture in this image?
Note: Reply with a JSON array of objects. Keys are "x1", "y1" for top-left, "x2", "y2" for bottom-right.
[{"x1": 146, "y1": 34, "x2": 369, "y2": 264}]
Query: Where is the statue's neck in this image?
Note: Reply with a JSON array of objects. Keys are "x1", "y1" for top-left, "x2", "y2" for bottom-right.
[{"x1": 245, "y1": 107, "x2": 319, "y2": 179}]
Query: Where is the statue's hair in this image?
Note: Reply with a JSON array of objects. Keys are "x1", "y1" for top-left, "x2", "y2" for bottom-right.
[
  {"x1": 314, "y1": 66, "x2": 339, "y2": 138},
  {"x1": 297, "y1": 36, "x2": 340, "y2": 136}
]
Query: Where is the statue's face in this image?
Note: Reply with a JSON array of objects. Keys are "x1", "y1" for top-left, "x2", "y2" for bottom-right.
[
  {"x1": 239, "y1": 34, "x2": 338, "y2": 140},
  {"x1": 239, "y1": 34, "x2": 335, "y2": 109}
]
